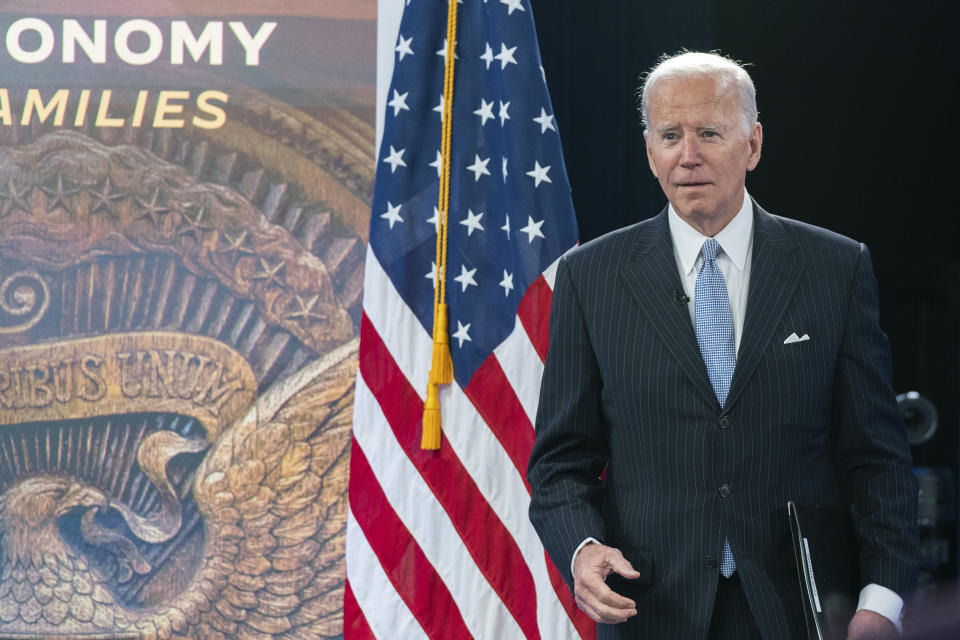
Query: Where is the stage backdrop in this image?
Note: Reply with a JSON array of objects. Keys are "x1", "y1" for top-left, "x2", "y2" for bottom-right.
[{"x1": 0, "y1": 1, "x2": 374, "y2": 637}]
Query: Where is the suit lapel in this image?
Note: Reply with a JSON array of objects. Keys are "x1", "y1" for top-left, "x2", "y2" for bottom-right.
[
  {"x1": 620, "y1": 210, "x2": 719, "y2": 409},
  {"x1": 724, "y1": 202, "x2": 803, "y2": 411}
]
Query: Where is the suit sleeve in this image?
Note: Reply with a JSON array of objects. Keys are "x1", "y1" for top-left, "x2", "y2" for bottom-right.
[
  {"x1": 527, "y1": 256, "x2": 610, "y2": 589},
  {"x1": 833, "y1": 243, "x2": 919, "y2": 596}
]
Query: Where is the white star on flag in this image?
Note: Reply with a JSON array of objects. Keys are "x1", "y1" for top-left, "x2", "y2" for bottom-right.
[
  {"x1": 498, "y1": 100, "x2": 511, "y2": 126},
  {"x1": 502, "y1": 157, "x2": 509, "y2": 182},
  {"x1": 467, "y1": 154, "x2": 492, "y2": 181},
  {"x1": 495, "y1": 43, "x2": 518, "y2": 69},
  {"x1": 499, "y1": 270, "x2": 515, "y2": 296},
  {"x1": 425, "y1": 261, "x2": 438, "y2": 288},
  {"x1": 427, "y1": 206, "x2": 441, "y2": 233},
  {"x1": 501, "y1": 214, "x2": 511, "y2": 239},
  {"x1": 395, "y1": 34, "x2": 414, "y2": 60},
  {"x1": 474, "y1": 98, "x2": 495, "y2": 126},
  {"x1": 380, "y1": 201, "x2": 403, "y2": 229},
  {"x1": 433, "y1": 95, "x2": 444, "y2": 120},
  {"x1": 480, "y1": 42, "x2": 494, "y2": 70},
  {"x1": 454, "y1": 264, "x2": 478, "y2": 292},
  {"x1": 388, "y1": 89, "x2": 410, "y2": 116},
  {"x1": 460, "y1": 209, "x2": 485, "y2": 236},
  {"x1": 430, "y1": 150, "x2": 443, "y2": 177},
  {"x1": 533, "y1": 107, "x2": 556, "y2": 133},
  {"x1": 526, "y1": 160, "x2": 552, "y2": 187},
  {"x1": 452, "y1": 320, "x2": 472, "y2": 347},
  {"x1": 520, "y1": 215, "x2": 545, "y2": 243},
  {"x1": 500, "y1": 0, "x2": 526, "y2": 15},
  {"x1": 382, "y1": 145, "x2": 407, "y2": 173},
  {"x1": 436, "y1": 38, "x2": 458, "y2": 61}
]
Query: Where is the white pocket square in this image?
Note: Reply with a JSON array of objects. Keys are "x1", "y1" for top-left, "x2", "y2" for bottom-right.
[{"x1": 783, "y1": 332, "x2": 810, "y2": 344}]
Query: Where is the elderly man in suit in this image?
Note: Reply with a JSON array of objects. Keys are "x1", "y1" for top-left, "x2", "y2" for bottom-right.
[{"x1": 527, "y1": 51, "x2": 918, "y2": 639}]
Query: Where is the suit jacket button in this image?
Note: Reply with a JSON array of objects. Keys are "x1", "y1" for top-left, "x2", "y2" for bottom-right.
[
  {"x1": 705, "y1": 555, "x2": 717, "y2": 568},
  {"x1": 718, "y1": 484, "x2": 731, "y2": 498},
  {"x1": 718, "y1": 416, "x2": 730, "y2": 429}
]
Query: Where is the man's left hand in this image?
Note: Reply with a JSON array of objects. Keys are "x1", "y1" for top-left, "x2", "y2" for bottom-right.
[{"x1": 847, "y1": 609, "x2": 898, "y2": 640}]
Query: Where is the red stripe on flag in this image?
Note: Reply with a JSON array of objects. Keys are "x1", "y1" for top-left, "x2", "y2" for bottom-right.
[
  {"x1": 348, "y1": 439, "x2": 473, "y2": 639},
  {"x1": 516, "y1": 275, "x2": 553, "y2": 363},
  {"x1": 360, "y1": 313, "x2": 542, "y2": 640},
  {"x1": 463, "y1": 353, "x2": 535, "y2": 487},
  {"x1": 466, "y1": 350, "x2": 597, "y2": 640},
  {"x1": 343, "y1": 578, "x2": 377, "y2": 640},
  {"x1": 545, "y1": 552, "x2": 597, "y2": 640}
]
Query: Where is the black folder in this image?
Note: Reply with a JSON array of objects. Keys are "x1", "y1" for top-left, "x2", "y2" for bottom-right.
[{"x1": 787, "y1": 501, "x2": 861, "y2": 640}]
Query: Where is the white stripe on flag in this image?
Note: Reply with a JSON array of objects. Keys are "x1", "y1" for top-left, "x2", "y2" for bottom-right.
[
  {"x1": 353, "y1": 374, "x2": 526, "y2": 640},
  {"x1": 543, "y1": 253, "x2": 564, "y2": 291},
  {"x1": 439, "y1": 382, "x2": 582, "y2": 640},
  {"x1": 345, "y1": 511, "x2": 429, "y2": 640},
  {"x1": 362, "y1": 245, "x2": 430, "y2": 397},
  {"x1": 494, "y1": 315, "x2": 545, "y2": 424}
]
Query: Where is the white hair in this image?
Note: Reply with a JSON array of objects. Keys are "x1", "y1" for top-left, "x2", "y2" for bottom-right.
[{"x1": 638, "y1": 51, "x2": 758, "y2": 135}]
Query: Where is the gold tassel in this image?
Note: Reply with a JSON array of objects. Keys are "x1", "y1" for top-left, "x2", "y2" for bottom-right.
[
  {"x1": 421, "y1": 382, "x2": 442, "y2": 450},
  {"x1": 430, "y1": 303, "x2": 454, "y2": 384}
]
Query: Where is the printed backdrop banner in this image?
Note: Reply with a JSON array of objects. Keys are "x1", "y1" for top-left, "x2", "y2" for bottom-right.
[{"x1": 0, "y1": 1, "x2": 374, "y2": 638}]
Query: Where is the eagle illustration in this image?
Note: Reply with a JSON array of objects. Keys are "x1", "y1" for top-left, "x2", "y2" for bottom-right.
[
  {"x1": 0, "y1": 126, "x2": 363, "y2": 639},
  {"x1": 0, "y1": 339, "x2": 355, "y2": 639},
  {"x1": 0, "y1": 474, "x2": 131, "y2": 633}
]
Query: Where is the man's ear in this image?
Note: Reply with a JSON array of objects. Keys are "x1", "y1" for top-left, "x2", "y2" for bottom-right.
[
  {"x1": 746, "y1": 122, "x2": 763, "y2": 172},
  {"x1": 644, "y1": 129, "x2": 658, "y2": 177}
]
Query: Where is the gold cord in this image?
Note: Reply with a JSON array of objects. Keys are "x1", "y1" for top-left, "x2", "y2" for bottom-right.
[{"x1": 422, "y1": 0, "x2": 459, "y2": 450}]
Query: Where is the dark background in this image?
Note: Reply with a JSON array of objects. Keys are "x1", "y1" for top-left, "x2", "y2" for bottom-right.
[{"x1": 533, "y1": 0, "x2": 960, "y2": 591}]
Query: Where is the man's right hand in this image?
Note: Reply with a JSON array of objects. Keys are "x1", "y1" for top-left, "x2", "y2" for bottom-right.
[{"x1": 572, "y1": 542, "x2": 641, "y2": 624}]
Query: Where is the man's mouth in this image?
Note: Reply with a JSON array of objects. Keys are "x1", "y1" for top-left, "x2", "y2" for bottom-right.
[{"x1": 678, "y1": 182, "x2": 711, "y2": 188}]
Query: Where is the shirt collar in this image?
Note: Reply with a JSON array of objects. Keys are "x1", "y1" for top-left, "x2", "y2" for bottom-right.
[{"x1": 667, "y1": 189, "x2": 754, "y2": 276}]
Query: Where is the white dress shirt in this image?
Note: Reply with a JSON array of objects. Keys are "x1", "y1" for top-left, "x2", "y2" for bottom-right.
[
  {"x1": 573, "y1": 189, "x2": 904, "y2": 633},
  {"x1": 667, "y1": 191, "x2": 753, "y2": 356}
]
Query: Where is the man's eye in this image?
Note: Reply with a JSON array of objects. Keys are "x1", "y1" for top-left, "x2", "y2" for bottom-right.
[
  {"x1": 702, "y1": 130, "x2": 718, "y2": 138},
  {"x1": 663, "y1": 133, "x2": 677, "y2": 141}
]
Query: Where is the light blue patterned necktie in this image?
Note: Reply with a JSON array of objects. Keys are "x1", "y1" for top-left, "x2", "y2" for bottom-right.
[{"x1": 694, "y1": 238, "x2": 737, "y2": 578}]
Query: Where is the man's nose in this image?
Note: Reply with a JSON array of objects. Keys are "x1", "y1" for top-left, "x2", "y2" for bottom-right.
[{"x1": 679, "y1": 136, "x2": 702, "y2": 167}]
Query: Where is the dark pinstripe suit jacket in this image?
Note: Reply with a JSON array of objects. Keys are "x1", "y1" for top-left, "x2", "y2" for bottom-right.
[{"x1": 528, "y1": 202, "x2": 918, "y2": 639}]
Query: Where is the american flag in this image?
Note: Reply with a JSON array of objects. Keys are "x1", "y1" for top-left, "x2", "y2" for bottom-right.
[{"x1": 345, "y1": 1, "x2": 592, "y2": 638}]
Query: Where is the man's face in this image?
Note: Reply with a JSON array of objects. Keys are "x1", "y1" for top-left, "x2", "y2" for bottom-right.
[{"x1": 644, "y1": 75, "x2": 762, "y2": 235}]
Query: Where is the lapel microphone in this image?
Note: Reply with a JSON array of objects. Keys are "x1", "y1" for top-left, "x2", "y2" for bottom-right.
[{"x1": 673, "y1": 289, "x2": 690, "y2": 305}]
